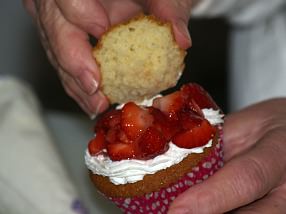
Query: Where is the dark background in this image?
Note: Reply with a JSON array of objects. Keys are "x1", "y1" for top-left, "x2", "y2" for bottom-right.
[
  {"x1": 0, "y1": 1, "x2": 229, "y2": 114},
  {"x1": 33, "y1": 18, "x2": 229, "y2": 113}
]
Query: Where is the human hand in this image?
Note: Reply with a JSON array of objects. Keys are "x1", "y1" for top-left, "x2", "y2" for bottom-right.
[
  {"x1": 22, "y1": 0, "x2": 193, "y2": 117},
  {"x1": 169, "y1": 98, "x2": 286, "y2": 213}
]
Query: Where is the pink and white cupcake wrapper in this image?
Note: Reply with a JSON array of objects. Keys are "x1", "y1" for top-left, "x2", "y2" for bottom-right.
[{"x1": 109, "y1": 127, "x2": 224, "y2": 214}]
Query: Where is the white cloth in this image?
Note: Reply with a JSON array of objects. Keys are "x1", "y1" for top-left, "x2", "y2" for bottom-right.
[
  {"x1": 0, "y1": 78, "x2": 87, "y2": 214},
  {"x1": 192, "y1": 0, "x2": 286, "y2": 111}
]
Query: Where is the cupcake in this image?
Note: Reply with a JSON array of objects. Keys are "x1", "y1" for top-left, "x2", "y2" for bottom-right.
[{"x1": 85, "y1": 83, "x2": 224, "y2": 213}]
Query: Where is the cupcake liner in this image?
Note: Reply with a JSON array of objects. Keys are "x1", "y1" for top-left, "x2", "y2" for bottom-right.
[{"x1": 109, "y1": 127, "x2": 224, "y2": 214}]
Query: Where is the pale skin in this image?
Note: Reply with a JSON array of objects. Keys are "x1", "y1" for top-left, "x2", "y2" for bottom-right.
[
  {"x1": 169, "y1": 98, "x2": 286, "y2": 213},
  {"x1": 23, "y1": 0, "x2": 286, "y2": 213},
  {"x1": 22, "y1": 0, "x2": 192, "y2": 117}
]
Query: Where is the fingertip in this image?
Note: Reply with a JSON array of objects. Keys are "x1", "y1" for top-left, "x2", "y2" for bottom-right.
[
  {"x1": 78, "y1": 92, "x2": 109, "y2": 119},
  {"x1": 168, "y1": 204, "x2": 190, "y2": 214},
  {"x1": 88, "y1": 91, "x2": 110, "y2": 119},
  {"x1": 145, "y1": 0, "x2": 192, "y2": 49},
  {"x1": 172, "y1": 19, "x2": 192, "y2": 49},
  {"x1": 169, "y1": 187, "x2": 200, "y2": 214},
  {"x1": 75, "y1": 70, "x2": 99, "y2": 95},
  {"x1": 56, "y1": 0, "x2": 110, "y2": 38}
]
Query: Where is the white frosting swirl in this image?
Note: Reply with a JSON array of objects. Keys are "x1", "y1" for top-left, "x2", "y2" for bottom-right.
[
  {"x1": 85, "y1": 106, "x2": 224, "y2": 185},
  {"x1": 202, "y1": 109, "x2": 224, "y2": 125}
]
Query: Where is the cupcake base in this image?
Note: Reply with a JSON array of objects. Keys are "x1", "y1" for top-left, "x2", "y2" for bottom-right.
[{"x1": 109, "y1": 128, "x2": 223, "y2": 214}]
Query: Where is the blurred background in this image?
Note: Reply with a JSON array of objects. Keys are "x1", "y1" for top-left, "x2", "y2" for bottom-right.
[
  {"x1": 0, "y1": 2, "x2": 229, "y2": 114},
  {"x1": 0, "y1": 1, "x2": 228, "y2": 213}
]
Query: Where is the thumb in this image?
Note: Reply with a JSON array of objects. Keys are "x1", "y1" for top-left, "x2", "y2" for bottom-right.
[
  {"x1": 55, "y1": 0, "x2": 110, "y2": 37},
  {"x1": 168, "y1": 130, "x2": 286, "y2": 214},
  {"x1": 146, "y1": 0, "x2": 192, "y2": 49}
]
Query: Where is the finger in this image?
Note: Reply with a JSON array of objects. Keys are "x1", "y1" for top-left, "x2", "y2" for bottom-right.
[
  {"x1": 38, "y1": 1, "x2": 100, "y2": 95},
  {"x1": 37, "y1": 24, "x2": 60, "y2": 70},
  {"x1": 60, "y1": 70, "x2": 109, "y2": 117},
  {"x1": 223, "y1": 99, "x2": 286, "y2": 161},
  {"x1": 55, "y1": 0, "x2": 110, "y2": 37},
  {"x1": 99, "y1": 0, "x2": 144, "y2": 25},
  {"x1": 234, "y1": 184, "x2": 286, "y2": 214},
  {"x1": 169, "y1": 128, "x2": 286, "y2": 214},
  {"x1": 222, "y1": 111, "x2": 264, "y2": 161},
  {"x1": 145, "y1": 0, "x2": 192, "y2": 49}
]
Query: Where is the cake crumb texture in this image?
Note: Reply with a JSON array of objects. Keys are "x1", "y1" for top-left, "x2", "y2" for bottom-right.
[{"x1": 93, "y1": 15, "x2": 186, "y2": 104}]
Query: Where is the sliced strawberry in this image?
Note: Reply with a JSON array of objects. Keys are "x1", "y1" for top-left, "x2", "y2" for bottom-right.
[
  {"x1": 152, "y1": 91, "x2": 184, "y2": 120},
  {"x1": 179, "y1": 111, "x2": 204, "y2": 131},
  {"x1": 181, "y1": 83, "x2": 219, "y2": 110},
  {"x1": 89, "y1": 83, "x2": 220, "y2": 161},
  {"x1": 117, "y1": 129, "x2": 133, "y2": 144},
  {"x1": 105, "y1": 124, "x2": 134, "y2": 145},
  {"x1": 105, "y1": 125, "x2": 119, "y2": 144},
  {"x1": 138, "y1": 127, "x2": 168, "y2": 159},
  {"x1": 95, "y1": 109, "x2": 121, "y2": 132},
  {"x1": 121, "y1": 102, "x2": 153, "y2": 140},
  {"x1": 88, "y1": 130, "x2": 106, "y2": 155},
  {"x1": 107, "y1": 142, "x2": 140, "y2": 161},
  {"x1": 187, "y1": 99, "x2": 204, "y2": 117},
  {"x1": 173, "y1": 119, "x2": 216, "y2": 149},
  {"x1": 148, "y1": 107, "x2": 180, "y2": 140}
]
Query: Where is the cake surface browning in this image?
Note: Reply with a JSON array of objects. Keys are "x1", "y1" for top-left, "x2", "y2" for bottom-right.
[
  {"x1": 89, "y1": 131, "x2": 219, "y2": 198},
  {"x1": 93, "y1": 15, "x2": 186, "y2": 104}
]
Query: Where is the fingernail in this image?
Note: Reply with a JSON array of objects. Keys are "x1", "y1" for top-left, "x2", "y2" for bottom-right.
[
  {"x1": 89, "y1": 92, "x2": 109, "y2": 120},
  {"x1": 89, "y1": 100, "x2": 103, "y2": 120},
  {"x1": 76, "y1": 71, "x2": 98, "y2": 95},
  {"x1": 175, "y1": 19, "x2": 192, "y2": 47},
  {"x1": 89, "y1": 113, "x2": 97, "y2": 120},
  {"x1": 78, "y1": 101, "x2": 93, "y2": 117},
  {"x1": 177, "y1": 19, "x2": 191, "y2": 40},
  {"x1": 92, "y1": 24, "x2": 107, "y2": 37}
]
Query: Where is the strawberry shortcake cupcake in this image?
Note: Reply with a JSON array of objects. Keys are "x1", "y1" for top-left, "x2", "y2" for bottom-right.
[{"x1": 85, "y1": 83, "x2": 224, "y2": 214}]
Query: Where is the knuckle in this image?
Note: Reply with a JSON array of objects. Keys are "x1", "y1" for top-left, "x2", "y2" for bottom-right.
[
  {"x1": 57, "y1": 0, "x2": 85, "y2": 23},
  {"x1": 237, "y1": 158, "x2": 269, "y2": 199}
]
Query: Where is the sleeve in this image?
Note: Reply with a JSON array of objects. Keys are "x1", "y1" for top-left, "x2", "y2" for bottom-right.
[{"x1": 192, "y1": 0, "x2": 286, "y2": 25}]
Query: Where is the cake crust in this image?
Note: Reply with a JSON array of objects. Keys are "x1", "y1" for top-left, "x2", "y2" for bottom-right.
[
  {"x1": 93, "y1": 15, "x2": 186, "y2": 104},
  {"x1": 89, "y1": 130, "x2": 219, "y2": 198}
]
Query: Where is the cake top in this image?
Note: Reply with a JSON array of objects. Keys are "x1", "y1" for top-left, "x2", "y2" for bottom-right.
[
  {"x1": 87, "y1": 83, "x2": 222, "y2": 161},
  {"x1": 93, "y1": 15, "x2": 186, "y2": 104}
]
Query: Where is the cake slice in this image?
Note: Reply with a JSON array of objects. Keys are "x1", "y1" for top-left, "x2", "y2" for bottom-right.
[{"x1": 93, "y1": 15, "x2": 186, "y2": 104}]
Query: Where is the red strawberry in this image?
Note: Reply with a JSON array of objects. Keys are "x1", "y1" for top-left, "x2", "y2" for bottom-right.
[
  {"x1": 173, "y1": 119, "x2": 216, "y2": 149},
  {"x1": 148, "y1": 107, "x2": 180, "y2": 140},
  {"x1": 121, "y1": 102, "x2": 153, "y2": 140},
  {"x1": 152, "y1": 91, "x2": 184, "y2": 120},
  {"x1": 105, "y1": 125, "x2": 119, "y2": 144},
  {"x1": 95, "y1": 109, "x2": 121, "y2": 132},
  {"x1": 187, "y1": 99, "x2": 204, "y2": 117},
  {"x1": 138, "y1": 127, "x2": 168, "y2": 159},
  {"x1": 179, "y1": 111, "x2": 204, "y2": 131},
  {"x1": 88, "y1": 130, "x2": 106, "y2": 155},
  {"x1": 107, "y1": 142, "x2": 140, "y2": 161},
  {"x1": 181, "y1": 83, "x2": 219, "y2": 110},
  {"x1": 117, "y1": 129, "x2": 133, "y2": 144}
]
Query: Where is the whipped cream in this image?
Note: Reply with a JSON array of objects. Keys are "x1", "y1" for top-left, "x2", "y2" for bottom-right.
[
  {"x1": 116, "y1": 94, "x2": 162, "y2": 109},
  {"x1": 85, "y1": 108, "x2": 224, "y2": 185},
  {"x1": 202, "y1": 109, "x2": 224, "y2": 125}
]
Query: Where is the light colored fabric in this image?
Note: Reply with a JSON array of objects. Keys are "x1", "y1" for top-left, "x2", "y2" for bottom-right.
[
  {"x1": 192, "y1": 0, "x2": 286, "y2": 111},
  {"x1": 0, "y1": 77, "x2": 86, "y2": 214},
  {"x1": 45, "y1": 111, "x2": 120, "y2": 214},
  {"x1": 229, "y1": 12, "x2": 286, "y2": 110},
  {"x1": 192, "y1": 0, "x2": 286, "y2": 25}
]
